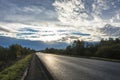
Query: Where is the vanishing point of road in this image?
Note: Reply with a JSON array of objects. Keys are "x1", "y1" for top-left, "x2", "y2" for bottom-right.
[{"x1": 26, "y1": 52, "x2": 120, "y2": 80}]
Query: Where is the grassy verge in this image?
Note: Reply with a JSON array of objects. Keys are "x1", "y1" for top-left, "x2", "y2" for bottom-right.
[{"x1": 0, "y1": 54, "x2": 32, "y2": 80}]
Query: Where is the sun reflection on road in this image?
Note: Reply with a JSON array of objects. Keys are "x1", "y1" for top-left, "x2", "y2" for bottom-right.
[
  {"x1": 44, "y1": 54, "x2": 56, "y2": 65},
  {"x1": 37, "y1": 53, "x2": 59, "y2": 70}
]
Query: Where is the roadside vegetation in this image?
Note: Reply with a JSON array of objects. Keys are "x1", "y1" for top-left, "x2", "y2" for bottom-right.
[
  {"x1": 0, "y1": 44, "x2": 35, "y2": 80},
  {"x1": 0, "y1": 54, "x2": 32, "y2": 80},
  {"x1": 42, "y1": 38, "x2": 120, "y2": 60},
  {"x1": 0, "y1": 44, "x2": 35, "y2": 71}
]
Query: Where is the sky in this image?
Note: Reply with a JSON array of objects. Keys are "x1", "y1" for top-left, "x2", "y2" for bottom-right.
[{"x1": 0, "y1": 0, "x2": 120, "y2": 43}]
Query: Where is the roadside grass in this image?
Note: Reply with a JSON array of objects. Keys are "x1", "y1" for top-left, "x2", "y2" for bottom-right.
[{"x1": 0, "y1": 54, "x2": 32, "y2": 80}]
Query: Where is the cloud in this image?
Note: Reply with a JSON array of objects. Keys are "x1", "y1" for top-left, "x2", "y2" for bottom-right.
[
  {"x1": 53, "y1": 0, "x2": 90, "y2": 24},
  {"x1": 0, "y1": 0, "x2": 120, "y2": 43},
  {"x1": 110, "y1": 11, "x2": 120, "y2": 23},
  {"x1": 99, "y1": 24, "x2": 120, "y2": 37},
  {"x1": 0, "y1": 26, "x2": 10, "y2": 32},
  {"x1": 52, "y1": 0, "x2": 120, "y2": 41},
  {"x1": 92, "y1": 0, "x2": 109, "y2": 15},
  {"x1": 53, "y1": 0, "x2": 120, "y2": 24},
  {"x1": 0, "y1": 0, "x2": 58, "y2": 23},
  {"x1": 0, "y1": 22, "x2": 93, "y2": 43}
]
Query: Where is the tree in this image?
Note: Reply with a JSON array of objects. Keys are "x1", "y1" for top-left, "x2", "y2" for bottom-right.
[
  {"x1": 9, "y1": 44, "x2": 22, "y2": 60},
  {"x1": 72, "y1": 40, "x2": 85, "y2": 56},
  {"x1": 96, "y1": 44, "x2": 120, "y2": 59},
  {"x1": 65, "y1": 45, "x2": 72, "y2": 55}
]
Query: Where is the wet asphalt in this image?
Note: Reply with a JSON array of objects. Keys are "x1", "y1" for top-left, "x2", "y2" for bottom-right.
[{"x1": 36, "y1": 53, "x2": 120, "y2": 80}]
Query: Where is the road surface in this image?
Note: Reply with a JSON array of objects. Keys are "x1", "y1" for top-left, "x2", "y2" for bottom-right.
[{"x1": 36, "y1": 52, "x2": 120, "y2": 80}]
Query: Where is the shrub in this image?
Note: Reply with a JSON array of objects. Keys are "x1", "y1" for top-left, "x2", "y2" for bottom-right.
[{"x1": 96, "y1": 44, "x2": 120, "y2": 59}]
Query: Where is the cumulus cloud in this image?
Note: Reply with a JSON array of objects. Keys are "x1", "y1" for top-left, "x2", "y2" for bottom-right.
[
  {"x1": 110, "y1": 11, "x2": 120, "y2": 23},
  {"x1": 52, "y1": 0, "x2": 120, "y2": 41},
  {"x1": 53, "y1": 0, "x2": 89, "y2": 24},
  {"x1": 54, "y1": 0, "x2": 120, "y2": 23}
]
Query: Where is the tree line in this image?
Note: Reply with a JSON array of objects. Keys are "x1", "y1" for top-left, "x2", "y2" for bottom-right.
[
  {"x1": 0, "y1": 44, "x2": 35, "y2": 71},
  {"x1": 42, "y1": 38, "x2": 120, "y2": 59}
]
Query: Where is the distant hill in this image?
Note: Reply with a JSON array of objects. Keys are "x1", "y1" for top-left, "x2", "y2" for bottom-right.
[{"x1": 0, "y1": 36, "x2": 68, "y2": 50}]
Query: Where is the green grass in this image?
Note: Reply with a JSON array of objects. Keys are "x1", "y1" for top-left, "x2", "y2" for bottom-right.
[{"x1": 0, "y1": 54, "x2": 32, "y2": 80}]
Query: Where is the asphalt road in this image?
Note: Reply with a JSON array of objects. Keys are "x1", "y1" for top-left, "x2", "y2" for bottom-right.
[{"x1": 36, "y1": 53, "x2": 120, "y2": 80}]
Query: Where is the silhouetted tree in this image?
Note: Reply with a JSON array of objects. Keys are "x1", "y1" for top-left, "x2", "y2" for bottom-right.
[
  {"x1": 42, "y1": 37, "x2": 120, "y2": 59},
  {"x1": 72, "y1": 40, "x2": 85, "y2": 56}
]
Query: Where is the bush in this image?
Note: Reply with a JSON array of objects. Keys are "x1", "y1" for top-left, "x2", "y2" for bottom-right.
[
  {"x1": 96, "y1": 44, "x2": 120, "y2": 59},
  {"x1": 0, "y1": 44, "x2": 35, "y2": 71}
]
